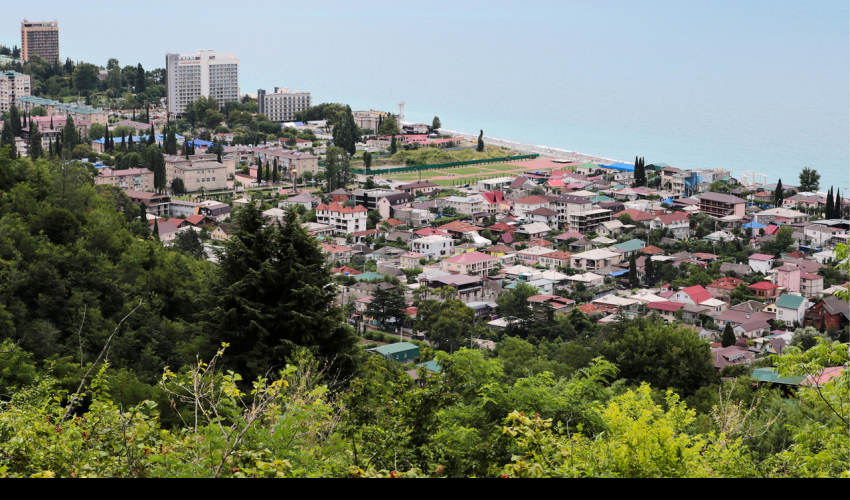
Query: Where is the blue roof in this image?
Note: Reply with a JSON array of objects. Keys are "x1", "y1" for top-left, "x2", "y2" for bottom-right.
[
  {"x1": 599, "y1": 162, "x2": 635, "y2": 172},
  {"x1": 187, "y1": 139, "x2": 214, "y2": 147},
  {"x1": 93, "y1": 134, "x2": 184, "y2": 144},
  {"x1": 743, "y1": 221, "x2": 767, "y2": 229},
  {"x1": 608, "y1": 270, "x2": 628, "y2": 276}
]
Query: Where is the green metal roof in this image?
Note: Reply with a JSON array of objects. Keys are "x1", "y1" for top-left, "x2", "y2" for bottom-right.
[
  {"x1": 57, "y1": 104, "x2": 106, "y2": 115},
  {"x1": 16, "y1": 95, "x2": 60, "y2": 105},
  {"x1": 776, "y1": 294, "x2": 806, "y2": 310},
  {"x1": 416, "y1": 360, "x2": 441, "y2": 372},
  {"x1": 613, "y1": 239, "x2": 646, "y2": 252},
  {"x1": 369, "y1": 342, "x2": 419, "y2": 355},
  {"x1": 590, "y1": 195, "x2": 614, "y2": 203},
  {"x1": 751, "y1": 368, "x2": 805, "y2": 385}
]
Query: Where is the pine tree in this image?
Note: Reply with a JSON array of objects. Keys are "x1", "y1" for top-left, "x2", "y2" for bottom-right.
[
  {"x1": 0, "y1": 118, "x2": 16, "y2": 159},
  {"x1": 9, "y1": 106, "x2": 20, "y2": 136},
  {"x1": 774, "y1": 179, "x2": 783, "y2": 207},
  {"x1": 390, "y1": 135, "x2": 397, "y2": 155},
  {"x1": 720, "y1": 323, "x2": 736, "y2": 347},
  {"x1": 62, "y1": 116, "x2": 79, "y2": 153},
  {"x1": 477, "y1": 130, "x2": 485, "y2": 152}
]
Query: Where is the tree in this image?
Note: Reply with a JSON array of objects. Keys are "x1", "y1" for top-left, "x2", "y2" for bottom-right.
[
  {"x1": 367, "y1": 286, "x2": 406, "y2": 331},
  {"x1": 389, "y1": 135, "x2": 398, "y2": 155},
  {"x1": 720, "y1": 323, "x2": 736, "y2": 347},
  {"x1": 415, "y1": 299, "x2": 476, "y2": 352},
  {"x1": 644, "y1": 254, "x2": 655, "y2": 286},
  {"x1": 88, "y1": 122, "x2": 106, "y2": 141},
  {"x1": 61, "y1": 116, "x2": 78, "y2": 153},
  {"x1": 204, "y1": 109, "x2": 224, "y2": 130},
  {"x1": 28, "y1": 122, "x2": 43, "y2": 160},
  {"x1": 9, "y1": 105, "x2": 21, "y2": 136},
  {"x1": 72, "y1": 63, "x2": 99, "y2": 93},
  {"x1": 530, "y1": 186, "x2": 546, "y2": 196},
  {"x1": 774, "y1": 179, "x2": 784, "y2": 207},
  {"x1": 377, "y1": 114, "x2": 400, "y2": 136},
  {"x1": 477, "y1": 130, "x2": 485, "y2": 152},
  {"x1": 798, "y1": 167, "x2": 820, "y2": 193},
  {"x1": 619, "y1": 212, "x2": 634, "y2": 225},
  {"x1": 173, "y1": 229, "x2": 204, "y2": 259},
  {"x1": 331, "y1": 105, "x2": 360, "y2": 156},
  {"x1": 628, "y1": 253, "x2": 638, "y2": 287},
  {"x1": 825, "y1": 187, "x2": 834, "y2": 219},
  {"x1": 432, "y1": 116, "x2": 441, "y2": 130},
  {"x1": 789, "y1": 326, "x2": 819, "y2": 351},
  {"x1": 497, "y1": 283, "x2": 539, "y2": 336},
  {"x1": 601, "y1": 317, "x2": 717, "y2": 396},
  {"x1": 171, "y1": 177, "x2": 185, "y2": 195},
  {"x1": 634, "y1": 156, "x2": 646, "y2": 187},
  {"x1": 134, "y1": 63, "x2": 146, "y2": 93},
  {"x1": 1, "y1": 119, "x2": 17, "y2": 159},
  {"x1": 366, "y1": 210, "x2": 381, "y2": 230},
  {"x1": 363, "y1": 151, "x2": 372, "y2": 171}
]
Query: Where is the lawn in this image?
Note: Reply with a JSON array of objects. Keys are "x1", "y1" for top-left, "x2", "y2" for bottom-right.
[
  {"x1": 474, "y1": 164, "x2": 524, "y2": 172},
  {"x1": 439, "y1": 167, "x2": 504, "y2": 176}
]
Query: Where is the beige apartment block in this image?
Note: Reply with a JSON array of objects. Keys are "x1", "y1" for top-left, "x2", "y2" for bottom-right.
[
  {"x1": 258, "y1": 87, "x2": 311, "y2": 123},
  {"x1": 95, "y1": 168, "x2": 155, "y2": 191},
  {"x1": 0, "y1": 71, "x2": 31, "y2": 115},
  {"x1": 21, "y1": 20, "x2": 60, "y2": 63},
  {"x1": 167, "y1": 161, "x2": 228, "y2": 193}
]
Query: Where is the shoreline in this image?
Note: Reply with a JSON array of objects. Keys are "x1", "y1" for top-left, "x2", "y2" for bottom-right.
[{"x1": 429, "y1": 127, "x2": 624, "y2": 165}]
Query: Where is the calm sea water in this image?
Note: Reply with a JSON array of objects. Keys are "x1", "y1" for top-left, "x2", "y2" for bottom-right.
[{"x1": 5, "y1": 0, "x2": 848, "y2": 189}]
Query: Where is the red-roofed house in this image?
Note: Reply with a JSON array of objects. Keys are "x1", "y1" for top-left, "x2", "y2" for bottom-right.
[
  {"x1": 414, "y1": 227, "x2": 450, "y2": 238},
  {"x1": 578, "y1": 303, "x2": 617, "y2": 315},
  {"x1": 670, "y1": 285, "x2": 712, "y2": 306},
  {"x1": 647, "y1": 301, "x2": 686, "y2": 322},
  {"x1": 706, "y1": 276, "x2": 746, "y2": 298},
  {"x1": 316, "y1": 202, "x2": 368, "y2": 234},
  {"x1": 748, "y1": 253, "x2": 775, "y2": 274},
  {"x1": 438, "y1": 220, "x2": 484, "y2": 239},
  {"x1": 322, "y1": 244, "x2": 354, "y2": 263},
  {"x1": 619, "y1": 208, "x2": 655, "y2": 223},
  {"x1": 538, "y1": 250, "x2": 572, "y2": 268},
  {"x1": 528, "y1": 295, "x2": 575, "y2": 315},
  {"x1": 748, "y1": 282, "x2": 781, "y2": 300},
  {"x1": 440, "y1": 251, "x2": 498, "y2": 276},
  {"x1": 332, "y1": 266, "x2": 362, "y2": 276},
  {"x1": 184, "y1": 214, "x2": 215, "y2": 227}
]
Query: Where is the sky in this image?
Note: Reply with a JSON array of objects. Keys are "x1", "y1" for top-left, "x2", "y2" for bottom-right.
[{"x1": 4, "y1": 1, "x2": 848, "y2": 187}]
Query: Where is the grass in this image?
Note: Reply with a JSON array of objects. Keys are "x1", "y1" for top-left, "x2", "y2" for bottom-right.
[{"x1": 475, "y1": 164, "x2": 523, "y2": 172}]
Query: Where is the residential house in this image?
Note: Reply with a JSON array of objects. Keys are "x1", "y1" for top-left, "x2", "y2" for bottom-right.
[
  {"x1": 566, "y1": 272, "x2": 605, "y2": 288},
  {"x1": 748, "y1": 254, "x2": 775, "y2": 274},
  {"x1": 774, "y1": 265, "x2": 801, "y2": 293},
  {"x1": 378, "y1": 193, "x2": 414, "y2": 220},
  {"x1": 775, "y1": 294, "x2": 808, "y2": 325},
  {"x1": 315, "y1": 202, "x2": 368, "y2": 234},
  {"x1": 618, "y1": 208, "x2": 655, "y2": 224},
  {"x1": 515, "y1": 222, "x2": 552, "y2": 240},
  {"x1": 706, "y1": 276, "x2": 747, "y2": 298},
  {"x1": 280, "y1": 193, "x2": 320, "y2": 211},
  {"x1": 612, "y1": 239, "x2": 646, "y2": 258},
  {"x1": 150, "y1": 220, "x2": 180, "y2": 243},
  {"x1": 410, "y1": 235, "x2": 454, "y2": 257},
  {"x1": 753, "y1": 207, "x2": 809, "y2": 225},
  {"x1": 516, "y1": 246, "x2": 558, "y2": 265},
  {"x1": 569, "y1": 208, "x2": 613, "y2": 234},
  {"x1": 438, "y1": 220, "x2": 484, "y2": 239},
  {"x1": 670, "y1": 285, "x2": 712, "y2": 306},
  {"x1": 528, "y1": 295, "x2": 575, "y2": 316},
  {"x1": 371, "y1": 246, "x2": 406, "y2": 264},
  {"x1": 734, "y1": 320, "x2": 772, "y2": 339},
  {"x1": 400, "y1": 252, "x2": 425, "y2": 269},
  {"x1": 514, "y1": 195, "x2": 551, "y2": 217},
  {"x1": 804, "y1": 224, "x2": 843, "y2": 247},
  {"x1": 526, "y1": 207, "x2": 559, "y2": 227},
  {"x1": 748, "y1": 282, "x2": 781, "y2": 301},
  {"x1": 322, "y1": 244, "x2": 354, "y2": 264},
  {"x1": 596, "y1": 220, "x2": 624, "y2": 238},
  {"x1": 393, "y1": 208, "x2": 434, "y2": 228},
  {"x1": 441, "y1": 196, "x2": 485, "y2": 215},
  {"x1": 570, "y1": 248, "x2": 623, "y2": 271},
  {"x1": 720, "y1": 262, "x2": 753, "y2": 277},
  {"x1": 199, "y1": 203, "x2": 232, "y2": 222},
  {"x1": 329, "y1": 189, "x2": 352, "y2": 203},
  {"x1": 699, "y1": 192, "x2": 747, "y2": 218},
  {"x1": 441, "y1": 251, "x2": 498, "y2": 276},
  {"x1": 648, "y1": 301, "x2": 686, "y2": 322},
  {"x1": 538, "y1": 250, "x2": 572, "y2": 269},
  {"x1": 551, "y1": 194, "x2": 593, "y2": 230},
  {"x1": 166, "y1": 161, "x2": 228, "y2": 193},
  {"x1": 211, "y1": 224, "x2": 235, "y2": 241},
  {"x1": 649, "y1": 212, "x2": 690, "y2": 240},
  {"x1": 123, "y1": 190, "x2": 171, "y2": 216},
  {"x1": 397, "y1": 181, "x2": 440, "y2": 196},
  {"x1": 805, "y1": 295, "x2": 850, "y2": 331},
  {"x1": 712, "y1": 344, "x2": 755, "y2": 371},
  {"x1": 801, "y1": 273, "x2": 824, "y2": 297}
]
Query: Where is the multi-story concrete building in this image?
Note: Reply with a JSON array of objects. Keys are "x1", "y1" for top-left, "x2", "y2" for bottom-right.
[
  {"x1": 353, "y1": 110, "x2": 397, "y2": 134},
  {"x1": 410, "y1": 235, "x2": 454, "y2": 257},
  {"x1": 699, "y1": 192, "x2": 746, "y2": 218},
  {"x1": 441, "y1": 251, "x2": 498, "y2": 276},
  {"x1": 257, "y1": 87, "x2": 311, "y2": 123},
  {"x1": 552, "y1": 194, "x2": 592, "y2": 229},
  {"x1": 354, "y1": 188, "x2": 400, "y2": 212},
  {"x1": 250, "y1": 147, "x2": 320, "y2": 176},
  {"x1": 570, "y1": 208, "x2": 613, "y2": 234},
  {"x1": 21, "y1": 20, "x2": 59, "y2": 63},
  {"x1": 15, "y1": 96, "x2": 107, "y2": 126},
  {"x1": 21, "y1": 116, "x2": 90, "y2": 150},
  {"x1": 0, "y1": 71, "x2": 31, "y2": 115},
  {"x1": 15, "y1": 95, "x2": 58, "y2": 115},
  {"x1": 165, "y1": 154, "x2": 236, "y2": 178},
  {"x1": 95, "y1": 168, "x2": 155, "y2": 191},
  {"x1": 166, "y1": 50, "x2": 240, "y2": 116},
  {"x1": 315, "y1": 202, "x2": 368, "y2": 234},
  {"x1": 166, "y1": 160, "x2": 228, "y2": 193}
]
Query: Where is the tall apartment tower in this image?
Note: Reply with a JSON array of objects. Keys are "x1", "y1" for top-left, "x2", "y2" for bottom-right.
[
  {"x1": 21, "y1": 19, "x2": 60, "y2": 63},
  {"x1": 257, "y1": 87, "x2": 311, "y2": 123},
  {"x1": 165, "y1": 50, "x2": 240, "y2": 116}
]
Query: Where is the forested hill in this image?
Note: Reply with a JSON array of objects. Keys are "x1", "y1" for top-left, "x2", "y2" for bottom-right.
[{"x1": 0, "y1": 151, "x2": 847, "y2": 478}]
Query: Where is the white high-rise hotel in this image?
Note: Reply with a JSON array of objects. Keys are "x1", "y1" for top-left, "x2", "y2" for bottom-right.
[{"x1": 165, "y1": 50, "x2": 240, "y2": 116}]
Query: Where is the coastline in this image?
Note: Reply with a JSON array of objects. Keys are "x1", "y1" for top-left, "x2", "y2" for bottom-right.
[{"x1": 428, "y1": 127, "x2": 623, "y2": 165}]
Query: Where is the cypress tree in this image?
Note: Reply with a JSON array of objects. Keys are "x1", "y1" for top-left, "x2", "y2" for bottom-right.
[
  {"x1": 9, "y1": 106, "x2": 20, "y2": 136},
  {"x1": 265, "y1": 159, "x2": 272, "y2": 183},
  {"x1": 153, "y1": 218, "x2": 160, "y2": 238},
  {"x1": 272, "y1": 161, "x2": 279, "y2": 184},
  {"x1": 133, "y1": 109, "x2": 136, "y2": 121},
  {"x1": 128, "y1": 134, "x2": 135, "y2": 151},
  {"x1": 628, "y1": 253, "x2": 638, "y2": 287},
  {"x1": 826, "y1": 187, "x2": 834, "y2": 219},
  {"x1": 50, "y1": 116, "x2": 54, "y2": 130},
  {"x1": 140, "y1": 201, "x2": 147, "y2": 220},
  {"x1": 644, "y1": 254, "x2": 655, "y2": 286},
  {"x1": 720, "y1": 323, "x2": 736, "y2": 347},
  {"x1": 28, "y1": 121, "x2": 43, "y2": 160},
  {"x1": 774, "y1": 179, "x2": 783, "y2": 207},
  {"x1": 1, "y1": 118, "x2": 16, "y2": 159},
  {"x1": 477, "y1": 130, "x2": 485, "y2": 152},
  {"x1": 135, "y1": 63, "x2": 146, "y2": 94},
  {"x1": 48, "y1": 137, "x2": 53, "y2": 157},
  {"x1": 390, "y1": 135, "x2": 397, "y2": 155}
]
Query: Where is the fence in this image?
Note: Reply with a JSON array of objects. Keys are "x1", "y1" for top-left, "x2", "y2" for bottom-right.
[{"x1": 343, "y1": 154, "x2": 539, "y2": 176}]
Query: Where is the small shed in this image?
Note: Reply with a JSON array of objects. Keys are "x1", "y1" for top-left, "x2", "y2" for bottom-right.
[{"x1": 368, "y1": 342, "x2": 420, "y2": 363}]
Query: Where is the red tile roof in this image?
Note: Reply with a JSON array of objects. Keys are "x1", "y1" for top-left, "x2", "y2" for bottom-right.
[
  {"x1": 654, "y1": 212, "x2": 690, "y2": 225},
  {"x1": 443, "y1": 251, "x2": 497, "y2": 265},
  {"x1": 332, "y1": 266, "x2": 362, "y2": 275},
  {"x1": 620, "y1": 208, "x2": 655, "y2": 222},
  {"x1": 385, "y1": 218, "x2": 404, "y2": 226},
  {"x1": 748, "y1": 282, "x2": 780, "y2": 291},
  {"x1": 648, "y1": 301, "x2": 687, "y2": 312},
  {"x1": 681, "y1": 285, "x2": 712, "y2": 304},
  {"x1": 516, "y1": 195, "x2": 550, "y2": 205}
]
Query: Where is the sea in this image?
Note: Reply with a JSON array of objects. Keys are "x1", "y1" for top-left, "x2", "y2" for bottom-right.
[{"x1": 4, "y1": 0, "x2": 848, "y2": 189}]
